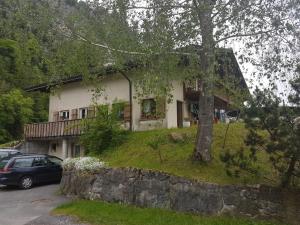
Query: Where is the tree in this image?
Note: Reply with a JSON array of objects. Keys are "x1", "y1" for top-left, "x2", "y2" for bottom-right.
[
  {"x1": 221, "y1": 70, "x2": 300, "y2": 188},
  {"x1": 58, "y1": 0, "x2": 299, "y2": 162},
  {"x1": 219, "y1": 70, "x2": 300, "y2": 188},
  {"x1": 0, "y1": 90, "x2": 33, "y2": 143}
]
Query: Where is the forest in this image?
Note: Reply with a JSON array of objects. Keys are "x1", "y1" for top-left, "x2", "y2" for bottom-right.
[{"x1": 0, "y1": 0, "x2": 113, "y2": 143}]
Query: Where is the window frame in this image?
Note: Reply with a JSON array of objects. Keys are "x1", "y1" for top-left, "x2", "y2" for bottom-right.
[
  {"x1": 12, "y1": 157, "x2": 34, "y2": 168},
  {"x1": 32, "y1": 157, "x2": 48, "y2": 167},
  {"x1": 141, "y1": 98, "x2": 157, "y2": 120},
  {"x1": 79, "y1": 107, "x2": 88, "y2": 119},
  {"x1": 112, "y1": 103, "x2": 125, "y2": 121},
  {"x1": 59, "y1": 110, "x2": 70, "y2": 121}
]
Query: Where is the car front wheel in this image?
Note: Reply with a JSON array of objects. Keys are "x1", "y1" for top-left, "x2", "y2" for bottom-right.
[{"x1": 19, "y1": 176, "x2": 33, "y2": 189}]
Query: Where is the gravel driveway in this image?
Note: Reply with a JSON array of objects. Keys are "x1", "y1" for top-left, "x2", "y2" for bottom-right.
[{"x1": 0, "y1": 184, "x2": 69, "y2": 225}]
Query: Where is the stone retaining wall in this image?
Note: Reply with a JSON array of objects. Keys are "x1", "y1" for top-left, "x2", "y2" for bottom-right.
[{"x1": 60, "y1": 167, "x2": 300, "y2": 225}]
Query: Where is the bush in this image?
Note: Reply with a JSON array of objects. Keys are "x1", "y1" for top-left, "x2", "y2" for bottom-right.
[
  {"x1": 62, "y1": 157, "x2": 106, "y2": 172},
  {"x1": 80, "y1": 104, "x2": 128, "y2": 155}
]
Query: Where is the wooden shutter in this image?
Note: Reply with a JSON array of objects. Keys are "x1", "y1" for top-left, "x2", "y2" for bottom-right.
[
  {"x1": 156, "y1": 98, "x2": 166, "y2": 118},
  {"x1": 53, "y1": 111, "x2": 59, "y2": 122},
  {"x1": 71, "y1": 109, "x2": 78, "y2": 120},
  {"x1": 87, "y1": 106, "x2": 95, "y2": 118},
  {"x1": 124, "y1": 103, "x2": 131, "y2": 121}
]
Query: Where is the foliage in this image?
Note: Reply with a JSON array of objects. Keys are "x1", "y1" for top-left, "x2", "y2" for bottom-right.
[
  {"x1": 80, "y1": 104, "x2": 128, "y2": 155},
  {"x1": 57, "y1": 0, "x2": 300, "y2": 162},
  {"x1": 54, "y1": 200, "x2": 286, "y2": 225},
  {"x1": 221, "y1": 75, "x2": 300, "y2": 187},
  {"x1": 147, "y1": 134, "x2": 167, "y2": 163},
  {"x1": 62, "y1": 157, "x2": 106, "y2": 172},
  {"x1": 0, "y1": 90, "x2": 33, "y2": 143},
  {"x1": 100, "y1": 124, "x2": 276, "y2": 186}
]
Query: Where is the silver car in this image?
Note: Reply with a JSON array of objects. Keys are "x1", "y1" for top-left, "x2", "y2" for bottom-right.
[{"x1": 0, "y1": 149, "x2": 21, "y2": 159}]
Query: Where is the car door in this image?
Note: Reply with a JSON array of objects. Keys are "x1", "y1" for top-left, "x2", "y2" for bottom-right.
[
  {"x1": 46, "y1": 156, "x2": 63, "y2": 182},
  {"x1": 9, "y1": 157, "x2": 34, "y2": 184},
  {"x1": 32, "y1": 157, "x2": 50, "y2": 183}
]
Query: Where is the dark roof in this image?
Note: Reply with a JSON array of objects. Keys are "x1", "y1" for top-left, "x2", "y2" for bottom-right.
[
  {"x1": 25, "y1": 75, "x2": 83, "y2": 92},
  {"x1": 25, "y1": 47, "x2": 248, "y2": 93}
]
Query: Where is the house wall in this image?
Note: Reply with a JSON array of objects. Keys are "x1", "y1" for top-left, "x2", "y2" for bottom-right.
[
  {"x1": 49, "y1": 75, "x2": 188, "y2": 131},
  {"x1": 48, "y1": 138, "x2": 84, "y2": 159},
  {"x1": 166, "y1": 80, "x2": 185, "y2": 128},
  {"x1": 20, "y1": 141, "x2": 49, "y2": 154},
  {"x1": 49, "y1": 74, "x2": 130, "y2": 122}
]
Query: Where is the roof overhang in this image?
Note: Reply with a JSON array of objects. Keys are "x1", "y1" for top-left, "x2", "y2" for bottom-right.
[{"x1": 25, "y1": 75, "x2": 83, "y2": 92}]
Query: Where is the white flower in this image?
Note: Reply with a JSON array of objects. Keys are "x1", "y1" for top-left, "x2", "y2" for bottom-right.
[{"x1": 62, "y1": 157, "x2": 106, "y2": 172}]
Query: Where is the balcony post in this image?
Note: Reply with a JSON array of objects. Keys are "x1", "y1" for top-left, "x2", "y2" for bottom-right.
[{"x1": 62, "y1": 139, "x2": 68, "y2": 159}]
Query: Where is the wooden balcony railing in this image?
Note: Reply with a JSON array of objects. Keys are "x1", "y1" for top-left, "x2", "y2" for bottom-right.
[{"x1": 24, "y1": 119, "x2": 83, "y2": 140}]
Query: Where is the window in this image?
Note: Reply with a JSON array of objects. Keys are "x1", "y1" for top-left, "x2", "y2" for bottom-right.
[
  {"x1": 13, "y1": 158, "x2": 34, "y2": 168},
  {"x1": 47, "y1": 156, "x2": 62, "y2": 166},
  {"x1": 60, "y1": 110, "x2": 69, "y2": 120},
  {"x1": 0, "y1": 160, "x2": 9, "y2": 169},
  {"x1": 112, "y1": 103, "x2": 125, "y2": 120},
  {"x1": 79, "y1": 108, "x2": 88, "y2": 119},
  {"x1": 74, "y1": 145, "x2": 81, "y2": 157},
  {"x1": 51, "y1": 143, "x2": 57, "y2": 152},
  {"x1": 141, "y1": 99, "x2": 156, "y2": 119},
  {"x1": 32, "y1": 157, "x2": 48, "y2": 167},
  {"x1": 0, "y1": 152, "x2": 9, "y2": 159}
]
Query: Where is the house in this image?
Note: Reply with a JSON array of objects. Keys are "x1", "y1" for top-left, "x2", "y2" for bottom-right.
[{"x1": 22, "y1": 48, "x2": 248, "y2": 159}]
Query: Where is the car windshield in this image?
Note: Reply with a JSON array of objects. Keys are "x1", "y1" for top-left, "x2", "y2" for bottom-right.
[
  {"x1": 0, "y1": 151, "x2": 9, "y2": 159},
  {"x1": 48, "y1": 157, "x2": 62, "y2": 166}
]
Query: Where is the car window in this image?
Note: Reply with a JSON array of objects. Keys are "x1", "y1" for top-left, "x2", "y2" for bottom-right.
[
  {"x1": 0, "y1": 152, "x2": 9, "y2": 159},
  {"x1": 47, "y1": 157, "x2": 62, "y2": 166},
  {"x1": 0, "y1": 159, "x2": 9, "y2": 169},
  {"x1": 33, "y1": 157, "x2": 48, "y2": 167},
  {"x1": 13, "y1": 158, "x2": 34, "y2": 168}
]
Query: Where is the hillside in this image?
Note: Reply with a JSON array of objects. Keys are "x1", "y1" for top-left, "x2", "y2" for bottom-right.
[{"x1": 101, "y1": 123, "x2": 276, "y2": 186}]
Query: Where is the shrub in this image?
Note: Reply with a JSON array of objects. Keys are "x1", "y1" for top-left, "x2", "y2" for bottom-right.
[
  {"x1": 80, "y1": 104, "x2": 128, "y2": 155},
  {"x1": 147, "y1": 134, "x2": 167, "y2": 163}
]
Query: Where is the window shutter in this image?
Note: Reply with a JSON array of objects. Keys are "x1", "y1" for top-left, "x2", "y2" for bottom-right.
[
  {"x1": 53, "y1": 111, "x2": 59, "y2": 122},
  {"x1": 71, "y1": 109, "x2": 78, "y2": 120},
  {"x1": 124, "y1": 103, "x2": 131, "y2": 121},
  {"x1": 156, "y1": 98, "x2": 166, "y2": 118},
  {"x1": 87, "y1": 106, "x2": 95, "y2": 118}
]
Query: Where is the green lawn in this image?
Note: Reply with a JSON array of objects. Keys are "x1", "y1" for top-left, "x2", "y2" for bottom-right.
[
  {"x1": 100, "y1": 123, "x2": 276, "y2": 185},
  {"x1": 54, "y1": 200, "x2": 285, "y2": 225}
]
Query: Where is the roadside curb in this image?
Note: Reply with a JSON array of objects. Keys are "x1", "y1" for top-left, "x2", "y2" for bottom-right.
[{"x1": 25, "y1": 215, "x2": 88, "y2": 225}]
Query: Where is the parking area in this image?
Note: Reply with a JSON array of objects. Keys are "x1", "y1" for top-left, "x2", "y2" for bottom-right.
[{"x1": 0, "y1": 184, "x2": 68, "y2": 225}]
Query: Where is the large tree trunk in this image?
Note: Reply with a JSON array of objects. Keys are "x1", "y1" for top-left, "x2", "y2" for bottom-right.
[{"x1": 193, "y1": 0, "x2": 216, "y2": 162}]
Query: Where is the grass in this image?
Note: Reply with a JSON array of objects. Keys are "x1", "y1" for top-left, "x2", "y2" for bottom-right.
[
  {"x1": 0, "y1": 140, "x2": 19, "y2": 148},
  {"x1": 100, "y1": 123, "x2": 276, "y2": 185},
  {"x1": 53, "y1": 200, "x2": 286, "y2": 225}
]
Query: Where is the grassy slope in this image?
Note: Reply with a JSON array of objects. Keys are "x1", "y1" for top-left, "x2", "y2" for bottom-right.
[
  {"x1": 54, "y1": 200, "x2": 285, "y2": 225},
  {"x1": 101, "y1": 123, "x2": 275, "y2": 185}
]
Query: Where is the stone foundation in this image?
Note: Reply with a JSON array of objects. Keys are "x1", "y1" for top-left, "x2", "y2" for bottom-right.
[{"x1": 60, "y1": 167, "x2": 300, "y2": 225}]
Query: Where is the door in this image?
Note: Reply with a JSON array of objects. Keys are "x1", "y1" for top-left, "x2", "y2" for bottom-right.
[
  {"x1": 177, "y1": 101, "x2": 183, "y2": 128},
  {"x1": 32, "y1": 157, "x2": 50, "y2": 183},
  {"x1": 46, "y1": 156, "x2": 63, "y2": 182}
]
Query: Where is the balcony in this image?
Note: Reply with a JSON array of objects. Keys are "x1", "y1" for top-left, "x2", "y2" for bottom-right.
[{"x1": 24, "y1": 119, "x2": 83, "y2": 140}]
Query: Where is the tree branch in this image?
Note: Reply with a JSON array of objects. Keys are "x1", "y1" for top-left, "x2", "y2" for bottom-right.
[
  {"x1": 64, "y1": 30, "x2": 196, "y2": 57},
  {"x1": 215, "y1": 29, "x2": 276, "y2": 44}
]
